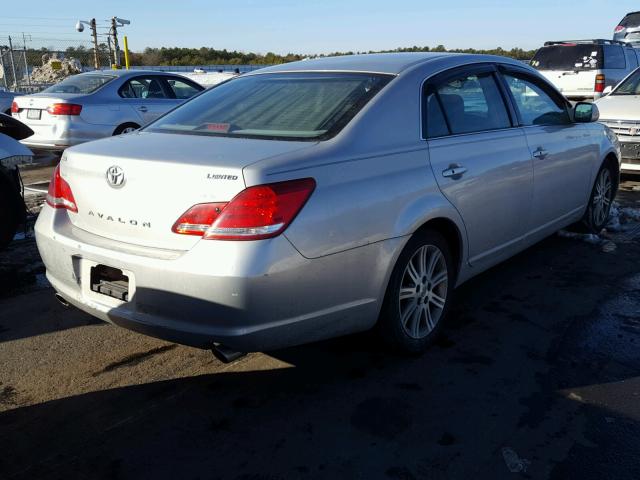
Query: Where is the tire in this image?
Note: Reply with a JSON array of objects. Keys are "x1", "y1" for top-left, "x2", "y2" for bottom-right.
[
  {"x1": 378, "y1": 229, "x2": 455, "y2": 354},
  {"x1": 0, "y1": 184, "x2": 20, "y2": 250},
  {"x1": 582, "y1": 162, "x2": 615, "y2": 233},
  {"x1": 113, "y1": 123, "x2": 140, "y2": 135}
]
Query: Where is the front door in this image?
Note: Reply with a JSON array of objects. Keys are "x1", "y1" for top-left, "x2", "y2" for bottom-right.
[{"x1": 499, "y1": 68, "x2": 594, "y2": 232}]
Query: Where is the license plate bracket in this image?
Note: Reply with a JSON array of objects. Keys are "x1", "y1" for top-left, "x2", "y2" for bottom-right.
[
  {"x1": 26, "y1": 109, "x2": 41, "y2": 120},
  {"x1": 90, "y1": 265, "x2": 130, "y2": 302}
]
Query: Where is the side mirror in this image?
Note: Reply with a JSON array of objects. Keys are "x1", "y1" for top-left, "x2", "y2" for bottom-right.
[
  {"x1": 603, "y1": 85, "x2": 613, "y2": 96},
  {"x1": 574, "y1": 102, "x2": 600, "y2": 123}
]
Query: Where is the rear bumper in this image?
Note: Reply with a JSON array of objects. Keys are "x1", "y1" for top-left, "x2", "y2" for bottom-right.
[
  {"x1": 14, "y1": 115, "x2": 115, "y2": 151},
  {"x1": 35, "y1": 206, "x2": 395, "y2": 351}
]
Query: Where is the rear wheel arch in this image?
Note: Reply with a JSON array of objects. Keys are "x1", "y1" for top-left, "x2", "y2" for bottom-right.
[{"x1": 413, "y1": 217, "x2": 463, "y2": 280}]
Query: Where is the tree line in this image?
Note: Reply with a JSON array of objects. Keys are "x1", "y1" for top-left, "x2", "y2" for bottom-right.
[{"x1": 121, "y1": 45, "x2": 536, "y2": 66}]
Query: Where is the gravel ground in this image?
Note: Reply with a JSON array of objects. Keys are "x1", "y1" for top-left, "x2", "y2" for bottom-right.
[{"x1": 1, "y1": 176, "x2": 640, "y2": 479}]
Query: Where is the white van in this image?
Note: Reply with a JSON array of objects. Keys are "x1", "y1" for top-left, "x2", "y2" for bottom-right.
[{"x1": 531, "y1": 39, "x2": 639, "y2": 101}]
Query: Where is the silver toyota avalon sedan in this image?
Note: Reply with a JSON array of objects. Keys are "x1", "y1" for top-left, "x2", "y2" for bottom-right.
[
  {"x1": 35, "y1": 53, "x2": 620, "y2": 356},
  {"x1": 12, "y1": 70, "x2": 204, "y2": 151}
]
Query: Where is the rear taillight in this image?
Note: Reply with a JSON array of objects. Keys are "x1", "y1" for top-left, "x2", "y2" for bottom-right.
[
  {"x1": 172, "y1": 178, "x2": 316, "y2": 241},
  {"x1": 47, "y1": 103, "x2": 82, "y2": 115},
  {"x1": 46, "y1": 164, "x2": 78, "y2": 213},
  {"x1": 172, "y1": 202, "x2": 228, "y2": 236},
  {"x1": 615, "y1": 25, "x2": 625, "y2": 33},
  {"x1": 595, "y1": 74, "x2": 606, "y2": 93},
  {"x1": 10, "y1": 101, "x2": 18, "y2": 113}
]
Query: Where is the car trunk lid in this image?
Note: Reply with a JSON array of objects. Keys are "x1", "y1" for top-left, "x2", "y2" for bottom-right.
[{"x1": 61, "y1": 131, "x2": 315, "y2": 250}]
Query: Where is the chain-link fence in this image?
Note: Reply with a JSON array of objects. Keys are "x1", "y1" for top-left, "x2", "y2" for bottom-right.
[{"x1": 0, "y1": 36, "x2": 112, "y2": 93}]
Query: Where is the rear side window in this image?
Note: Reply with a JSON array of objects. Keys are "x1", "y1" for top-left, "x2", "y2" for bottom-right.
[
  {"x1": 503, "y1": 73, "x2": 570, "y2": 126},
  {"x1": 429, "y1": 72, "x2": 510, "y2": 136},
  {"x1": 604, "y1": 46, "x2": 626, "y2": 69},
  {"x1": 531, "y1": 45, "x2": 602, "y2": 71},
  {"x1": 120, "y1": 77, "x2": 169, "y2": 99},
  {"x1": 423, "y1": 89, "x2": 449, "y2": 138}
]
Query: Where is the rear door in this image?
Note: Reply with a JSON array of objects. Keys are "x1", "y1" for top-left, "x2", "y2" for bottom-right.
[
  {"x1": 425, "y1": 64, "x2": 534, "y2": 266},
  {"x1": 118, "y1": 75, "x2": 176, "y2": 124},
  {"x1": 498, "y1": 66, "x2": 594, "y2": 233}
]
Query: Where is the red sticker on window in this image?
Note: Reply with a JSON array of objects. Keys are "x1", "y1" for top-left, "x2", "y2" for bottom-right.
[{"x1": 205, "y1": 123, "x2": 231, "y2": 133}]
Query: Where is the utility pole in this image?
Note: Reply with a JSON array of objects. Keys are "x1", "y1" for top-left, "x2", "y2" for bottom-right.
[
  {"x1": 22, "y1": 33, "x2": 31, "y2": 87},
  {"x1": 111, "y1": 17, "x2": 120, "y2": 67},
  {"x1": 90, "y1": 19, "x2": 99, "y2": 69},
  {"x1": 7, "y1": 36, "x2": 17, "y2": 90}
]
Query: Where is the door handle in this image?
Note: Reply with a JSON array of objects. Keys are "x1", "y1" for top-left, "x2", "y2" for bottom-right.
[
  {"x1": 138, "y1": 106, "x2": 148, "y2": 113},
  {"x1": 533, "y1": 148, "x2": 548, "y2": 160},
  {"x1": 442, "y1": 164, "x2": 467, "y2": 179}
]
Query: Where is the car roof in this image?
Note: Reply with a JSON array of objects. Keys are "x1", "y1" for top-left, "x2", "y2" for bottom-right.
[
  {"x1": 252, "y1": 52, "x2": 463, "y2": 75},
  {"x1": 248, "y1": 52, "x2": 528, "y2": 76},
  {"x1": 81, "y1": 69, "x2": 184, "y2": 78}
]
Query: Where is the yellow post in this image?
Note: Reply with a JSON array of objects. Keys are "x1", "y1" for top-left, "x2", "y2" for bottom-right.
[{"x1": 123, "y1": 35, "x2": 130, "y2": 70}]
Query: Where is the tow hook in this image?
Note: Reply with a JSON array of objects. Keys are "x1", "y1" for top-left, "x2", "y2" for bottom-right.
[{"x1": 211, "y1": 343, "x2": 246, "y2": 363}]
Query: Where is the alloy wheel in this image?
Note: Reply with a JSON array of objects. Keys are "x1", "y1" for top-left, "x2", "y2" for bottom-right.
[
  {"x1": 398, "y1": 244, "x2": 448, "y2": 339},
  {"x1": 592, "y1": 168, "x2": 613, "y2": 227}
]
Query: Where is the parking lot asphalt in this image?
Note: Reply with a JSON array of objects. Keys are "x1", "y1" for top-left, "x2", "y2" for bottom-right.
[{"x1": 1, "y1": 178, "x2": 640, "y2": 479}]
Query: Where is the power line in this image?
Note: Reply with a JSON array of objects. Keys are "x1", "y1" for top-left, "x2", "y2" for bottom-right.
[{"x1": 0, "y1": 16, "x2": 78, "y2": 21}]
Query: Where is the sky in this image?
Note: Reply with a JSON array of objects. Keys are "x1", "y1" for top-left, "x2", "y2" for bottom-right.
[{"x1": 2, "y1": 0, "x2": 640, "y2": 55}]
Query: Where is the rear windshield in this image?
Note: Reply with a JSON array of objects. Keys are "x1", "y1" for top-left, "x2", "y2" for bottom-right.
[
  {"x1": 42, "y1": 74, "x2": 115, "y2": 94},
  {"x1": 146, "y1": 72, "x2": 393, "y2": 141},
  {"x1": 621, "y1": 13, "x2": 640, "y2": 27},
  {"x1": 611, "y1": 68, "x2": 640, "y2": 95},
  {"x1": 531, "y1": 45, "x2": 603, "y2": 71}
]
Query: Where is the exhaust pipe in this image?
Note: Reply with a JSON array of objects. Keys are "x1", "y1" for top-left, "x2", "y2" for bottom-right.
[
  {"x1": 211, "y1": 343, "x2": 246, "y2": 364},
  {"x1": 54, "y1": 293, "x2": 70, "y2": 308}
]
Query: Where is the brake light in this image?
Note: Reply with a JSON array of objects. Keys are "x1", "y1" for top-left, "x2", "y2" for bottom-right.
[
  {"x1": 615, "y1": 25, "x2": 625, "y2": 33},
  {"x1": 595, "y1": 74, "x2": 606, "y2": 93},
  {"x1": 172, "y1": 178, "x2": 316, "y2": 240},
  {"x1": 46, "y1": 164, "x2": 78, "y2": 213},
  {"x1": 171, "y1": 202, "x2": 228, "y2": 236},
  {"x1": 10, "y1": 101, "x2": 18, "y2": 113},
  {"x1": 47, "y1": 103, "x2": 82, "y2": 115}
]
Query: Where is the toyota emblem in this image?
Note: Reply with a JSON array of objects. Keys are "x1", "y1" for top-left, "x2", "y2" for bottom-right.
[{"x1": 106, "y1": 165, "x2": 126, "y2": 188}]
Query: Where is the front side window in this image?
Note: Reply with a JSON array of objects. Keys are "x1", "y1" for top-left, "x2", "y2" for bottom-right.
[
  {"x1": 165, "y1": 78, "x2": 202, "y2": 99},
  {"x1": 428, "y1": 72, "x2": 510, "y2": 136},
  {"x1": 42, "y1": 74, "x2": 115, "y2": 94},
  {"x1": 604, "y1": 45, "x2": 626, "y2": 69},
  {"x1": 147, "y1": 72, "x2": 392, "y2": 140},
  {"x1": 503, "y1": 73, "x2": 570, "y2": 126},
  {"x1": 120, "y1": 77, "x2": 168, "y2": 99}
]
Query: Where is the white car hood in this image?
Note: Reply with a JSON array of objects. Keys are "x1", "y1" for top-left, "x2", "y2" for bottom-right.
[{"x1": 595, "y1": 95, "x2": 640, "y2": 121}]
